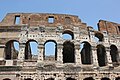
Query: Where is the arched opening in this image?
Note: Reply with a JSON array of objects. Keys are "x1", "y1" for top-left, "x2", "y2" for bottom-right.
[
  {"x1": 115, "y1": 77, "x2": 120, "y2": 80},
  {"x1": 80, "y1": 42, "x2": 92, "y2": 64},
  {"x1": 95, "y1": 32, "x2": 104, "y2": 42},
  {"x1": 66, "y1": 77, "x2": 76, "y2": 80},
  {"x1": 63, "y1": 30, "x2": 74, "y2": 40},
  {"x1": 110, "y1": 45, "x2": 119, "y2": 66},
  {"x1": 5, "y1": 40, "x2": 19, "y2": 60},
  {"x1": 101, "y1": 77, "x2": 110, "y2": 80},
  {"x1": 44, "y1": 40, "x2": 57, "y2": 61},
  {"x1": 63, "y1": 41, "x2": 75, "y2": 63},
  {"x1": 3, "y1": 78, "x2": 11, "y2": 80},
  {"x1": 25, "y1": 40, "x2": 38, "y2": 60},
  {"x1": 24, "y1": 78, "x2": 33, "y2": 80},
  {"x1": 83, "y1": 77, "x2": 95, "y2": 80},
  {"x1": 45, "y1": 78, "x2": 54, "y2": 80},
  {"x1": 97, "y1": 44, "x2": 107, "y2": 67}
]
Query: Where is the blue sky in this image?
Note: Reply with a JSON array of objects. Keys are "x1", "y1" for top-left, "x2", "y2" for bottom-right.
[
  {"x1": 0, "y1": 0, "x2": 120, "y2": 55},
  {"x1": 0, "y1": 0, "x2": 120, "y2": 30}
]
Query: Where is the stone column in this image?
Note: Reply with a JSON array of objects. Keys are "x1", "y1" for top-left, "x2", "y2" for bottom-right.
[
  {"x1": 91, "y1": 47, "x2": 98, "y2": 66},
  {"x1": 18, "y1": 43, "x2": 25, "y2": 60},
  {"x1": 106, "y1": 47, "x2": 112, "y2": 66},
  {"x1": 57, "y1": 43, "x2": 63, "y2": 63},
  {"x1": 37, "y1": 44, "x2": 44, "y2": 62},
  {"x1": 0, "y1": 44, "x2": 5, "y2": 60},
  {"x1": 75, "y1": 44, "x2": 82, "y2": 65}
]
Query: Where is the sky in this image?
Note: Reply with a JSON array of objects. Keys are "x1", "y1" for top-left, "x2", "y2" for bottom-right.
[{"x1": 0, "y1": 0, "x2": 120, "y2": 55}]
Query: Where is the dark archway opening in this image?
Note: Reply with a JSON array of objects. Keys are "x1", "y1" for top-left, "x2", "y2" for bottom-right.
[
  {"x1": 44, "y1": 40, "x2": 57, "y2": 61},
  {"x1": 66, "y1": 77, "x2": 76, "y2": 80},
  {"x1": 5, "y1": 40, "x2": 19, "y2": 60},
  {"x1": 3, "y1": 78, "x2": 11, "y2": 80},
  {"x1": 97, "y1": 45, "x2": 107, "y2": 67},
  {"x1": 25, "y1": 40, "x2": 38, "y2": 60},
  {"x1": 83, "y1": 77, "x2": 95, "y2": 80},
  {"x1": 95, "y1": 32, "x2": 104, "y2": 42},
  {"x1": 110, "y1": 45, "x2": 119, "y2": 66},
  {"x1": 80, "y1": 42, "x2": 92, "y2": 64},
  {"x1": 45, "y1": 78, "x2": 54, "y2": 80},
  {"x1": 101, "y1": 77, "x2": 110, "y2": 80},
  {"x1": 24, "y1": 78, "x2": 33, "y2": 80},
  {"x1": 63, "y1": 30, "x2": 74, "y2": 40},
  {"x1": 63, "y1": 41, "x2": 75, "y2": 63},
  {"x1": 115, "y1": 77, "x2": 120, "y2": 80}
]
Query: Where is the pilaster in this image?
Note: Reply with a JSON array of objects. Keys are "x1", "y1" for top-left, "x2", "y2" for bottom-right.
[
  {"x1": 106, "y1": 47, "x2": 112, "y2": 66},
  {"x1": 0, "y1": 44, "x2": 5, "y2": 60},
  {"x1": 18, "y1": 43, "x2": 25, "y2": 60},
  {"x1": 75, "y1": 44, "x2": 82, "y2": 65},
  {"x1": 37, "y1": 44, "x2": 44, "y2": 62},
  {"x1": 91, "y1": 46, "x2": 98, "y2": 66},
  {"x1": 57, "y1": 43, "x2": 63, "y2": 63}
]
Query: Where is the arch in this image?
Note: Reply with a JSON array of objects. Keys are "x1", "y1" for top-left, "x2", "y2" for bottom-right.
[
  {"x1": 95, "y1": 31, "x2": 104, "y2": 42},
  {"x1": 5, "y1": 40, "x2": 19, "y2": 60},
  {"x1": 80, "y1": 42, "x2": 92, "y2": 64},
  {"x1": 115, "y1": 77, "x2": 120, "y2": 80},
  {"x1": 110, "y1": 45, "x2": 119, "y2": 66},
  {"x1": 44, "y1": 40, "x2": 57, "y2": 61},
  {"x1": 63, "y1": 30, "x2": 74, "y2": 39},
  {"x1": 83, "y1": 77, "x2": 95, "y2": 80},
  {"x1": 66, "y1": 77, "x2": 76, "y2": 80},
  {"x1": 3, "y1": 78, "x2": 11, "y2": 80},
  {"x1": 96, "y1": 44, "x2": 107, "y2": 67},
  {"x1": 24, "y1": 78, "x2": 33, "y2": 80},
  {"x1": 101, "y1": 77, "x2": 110, "y2": 80},
  {"x1": 63, "y1": 41, "x2": 75, "y2": 63},
  {"x1": 25, "y1": 40, "x2": 38, "y2": 60},
  {"x1": 45, "y1": 78, "x2": 54, "y2": 80}
]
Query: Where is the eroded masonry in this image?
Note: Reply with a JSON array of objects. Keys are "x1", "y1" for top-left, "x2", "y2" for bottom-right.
[{"x1": 0, "y1": 13, "x2": 119, "y2": 80}]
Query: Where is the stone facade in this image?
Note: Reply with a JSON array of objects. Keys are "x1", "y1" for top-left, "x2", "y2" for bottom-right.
[{"x1": 0, "y1": 13, "x2": 119, "y2": 80}]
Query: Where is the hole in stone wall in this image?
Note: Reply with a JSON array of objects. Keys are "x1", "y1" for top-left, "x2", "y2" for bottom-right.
[
  {"x1": 45, "y1": 78, "x2": 54, "y2": 80},
  {"x1": 115, "y1": 77, "x2": 120, "y2": 80},
  {"x1": 25, "y1": 40, "x2": 38, "y2": 60},
  {"x1": 118, "y1": 26, "x2": 120, "y2": 32},
  {"x1": 3, "y1": 78, "x2": 11, "y2": 80},
  {"x1": 101, "y1": 77, "x2": 110, "y2": 80},
  {"x1": 15, "y1": 16, "x2": 20, "y2": 24},
  {"x1": 110, "y1": 45, "x2": 119, "y2": 66},
  {"x1": 62, "y1": 34, "x2": 72, "y2": 40},
  {"x1": 44, "y1": 40, "x2": 57, "y2": 61},
  {"x1": 5, "y1": 40, "x2": 19, "y2": 60},
  {"x1": 66, "y1": 77, "x2": 76, "y2": 80},
  {"x1": 24, "y1": 78, "x2": 33, "y2": 80},
  {"x1": 63, "y1": 30, "x2": 74, "y2": 39},
  {"x1": 63, "y1": 41, "x2": 75, "y2": 63},
  {"x1": 48, "y1": 16, "x2": 54, "y2": 23},
  {"x1": 83, "y1": 77, "x2": 95, "y2": 80},
  {"x1": 80, "y1": 42, "x2": 92, "y2": 64},
  {"x1": 95, "y1": 32, "x2": 104, "y2": 42},
  {"x1": 96, "y1": 44, "x2": 107, "y2": 67}
]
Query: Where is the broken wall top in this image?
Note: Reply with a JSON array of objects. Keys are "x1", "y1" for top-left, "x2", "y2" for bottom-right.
[{"x1": 98, "y1": 20, "x2": 120, "y2": 35}]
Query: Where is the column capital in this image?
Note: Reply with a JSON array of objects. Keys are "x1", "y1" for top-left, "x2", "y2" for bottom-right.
[
  {"x1": 91, "y1": 46, "x2": 97, "y2": 50},
  {"x1": 75, "y1": 45, "x2": 80, "y2": 49},
  {"x1": 57, "y1": 43, "x2": 63, "y2": 48}
]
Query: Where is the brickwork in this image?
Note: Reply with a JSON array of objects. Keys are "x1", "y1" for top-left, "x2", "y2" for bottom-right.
[{"x1": 0, "y1": 13, "x2": 119, "y2": 80}]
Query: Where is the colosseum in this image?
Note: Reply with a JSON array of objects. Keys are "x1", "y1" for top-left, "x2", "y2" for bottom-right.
[{"x1": 0, "y1": 13, "x2": 119, "y2": 80}]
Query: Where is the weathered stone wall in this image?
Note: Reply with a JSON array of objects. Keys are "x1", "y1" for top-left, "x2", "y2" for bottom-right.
[{"x1": 0, "y1": 13, "x2": 119, "y2": 80}]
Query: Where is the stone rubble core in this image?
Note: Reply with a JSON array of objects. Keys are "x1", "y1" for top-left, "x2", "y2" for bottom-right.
[{"x1": 0, "y1": 13, "x2": 119, "y2": 80}]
